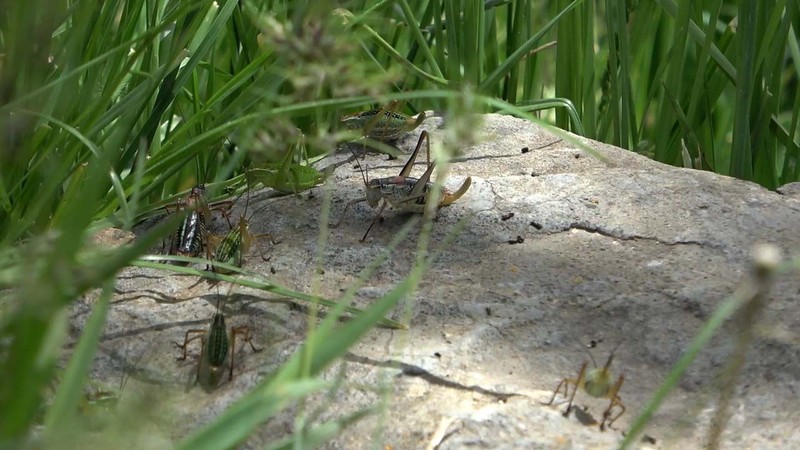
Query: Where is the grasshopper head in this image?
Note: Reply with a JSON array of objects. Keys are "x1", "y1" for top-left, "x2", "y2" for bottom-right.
[
  {"x1": 190, "y1": 184, "x2": 206, "y2": 196},
  {"x1": 186, "y1": 184, "x2": 207, "y2": 207},
  {"x1": 365, "y1": 179, "x2": 383, "y2": 207},
  {"x1": 350, "y1": 149, "x2": 383, "y2": 207},
  {"x1": 340, "y1": 111, "x2": 368, "y2": 130}
]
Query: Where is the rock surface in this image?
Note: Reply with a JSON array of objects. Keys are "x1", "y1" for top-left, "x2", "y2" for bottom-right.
[{"x1": 72, "y1": 114, "x2": 800, "y2": 449}]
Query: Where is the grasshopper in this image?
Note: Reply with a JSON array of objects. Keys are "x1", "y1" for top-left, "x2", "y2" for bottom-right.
[
  {"x1": 169, "y1": 185, "x2": 210, "y2": 259},
  {"x1": 167, "y1": 184, "x2": 234, "y2": 262},
  {"x1": 542, "y1": 343, "x2": 626, "y2": 431},
  {"x1": 174, "y1": 296, "x2": 261, "y2": 389},
  {"x1": 340, "y1": 101, "x2": 426, "y2": 142},
  {"x1": 208, "y1": 184, "x2": 275, "y2": 274},
  {"x1": 331, "y1": 130, "x2": 471, "y2": 242},
  {"x1": 246, "y1": 132, "x2": 326, "y2": 195}
]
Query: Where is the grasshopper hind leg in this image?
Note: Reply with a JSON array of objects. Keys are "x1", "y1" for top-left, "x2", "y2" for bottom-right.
[{"x1": 440, "y1": 177, "x2": 472, "y2": 206}]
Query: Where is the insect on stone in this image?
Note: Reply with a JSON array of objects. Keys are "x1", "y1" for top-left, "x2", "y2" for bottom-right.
[{"x1": 331, "y1": 130, "x2": 471, "y2": 241}]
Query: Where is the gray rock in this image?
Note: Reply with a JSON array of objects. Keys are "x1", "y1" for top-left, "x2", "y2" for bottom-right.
[
  {"x1": 777, "y1": 181, "x2": 800, "y2": 198},
  {"x1": 72, "y1": 114, "x2": 800, "y2": 449}
]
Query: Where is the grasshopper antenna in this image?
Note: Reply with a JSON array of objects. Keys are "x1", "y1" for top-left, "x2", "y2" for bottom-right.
[
  {"x1": 601, "y1": 340, "x2": 624, "y2": 371},
  {"x1": 572, "y1": 334, "x2": 623, "y2": 369},
  {"x1": 349, "y1": 146, "x2": 369, "y2": 187}
]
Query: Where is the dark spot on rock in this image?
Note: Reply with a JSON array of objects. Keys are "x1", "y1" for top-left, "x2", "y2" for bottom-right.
[
  {"x1": 642, "y1": 434, "x2": 657, "y2": 444},
  {"x1": 521, "y1": 147, "x2": 530, "y2": 153},
  {"x1": 501, "y1": 212, "x2": 515, "y2": 221},
  {"x1": 270, "y1": 267, "x2": 277, "y2": 274},
  {"x1": 434, "y1": 352, "x2": 442, "y2": 358},
  {"x1": 530, "y1": 221, "x2": 543, "y2": 230},
  {"x1": 507, "y1": 236, "x2": 524, "y2": 244}
]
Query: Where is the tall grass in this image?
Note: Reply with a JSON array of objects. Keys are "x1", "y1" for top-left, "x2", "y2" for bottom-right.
[{"x1": 0, "y1": 0, "x2": 798, "y2": 448}]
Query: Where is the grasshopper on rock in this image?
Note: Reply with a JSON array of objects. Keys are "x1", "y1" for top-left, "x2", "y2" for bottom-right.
[
  {"x1": 208, "y1": 186, "x2": 275, "y2": 274},
  {"x1": 331, "y1": 130, "x2": 471, "y2": 242},
  {"x1": 169, "y1": 185, "x2": 211, "y2": 259},
  {"x1": 174, "y1": 297, "x2": 262, "y2": 389},
  {"x1": 542, "y1": 344, "x2": 626, "y2": 431},
  {"x1": 340, "y1": 101, "x2": 426, "y2": 142},
  {"x1": 168, "y1": 184, "x2": 234, "y2": 263}
]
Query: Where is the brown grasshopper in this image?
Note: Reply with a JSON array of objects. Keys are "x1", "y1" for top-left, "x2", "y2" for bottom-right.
[
  {"x1": 542, "y1": 343, "x2": 626, "y2": 431},
  {"x1": 174, "y1": 296, "x2": 261, "y2": 390},
  {"x1": 331, "y1": 130, "x2": 471, "y2": 242}
]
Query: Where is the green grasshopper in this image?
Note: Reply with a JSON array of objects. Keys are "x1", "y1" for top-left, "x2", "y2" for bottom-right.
[
  {"x1": 174, "y1": 296, "x2": 261, "y2": 390},
  {"x1": 542, "y1": 343, "x2": 626, "y2": 431},
  {"x1": 340, "y1": 100, "x2": 426, "y2": 142},
  {"x1": 246, "y1": 132, "x2": 326, "y2": 195},
  {"x1": 207, "y1": 184, "x2": 275, "y2": 274},
  {"x1": 331, "y1": 130, "x2": 471, "y2": 242}
]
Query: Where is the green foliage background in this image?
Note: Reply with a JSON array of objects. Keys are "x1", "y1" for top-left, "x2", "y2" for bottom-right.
[{"x1": 0, "y1": 0, "x2": 798, "y2": 448}]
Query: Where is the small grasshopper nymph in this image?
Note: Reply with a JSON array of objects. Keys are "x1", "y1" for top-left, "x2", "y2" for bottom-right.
[
  {"x1": 340, "y1": 101, "x2": 426, "y2": 142},
  {"x1": 542, "y1": 344, "x2": 626, "y2": 431},
  {"x1": 331, "y1": 130, "x2": 471, "y2": 241},
  {"x1": 174, "y1": 298, "x2": 261, "y2": 389}
]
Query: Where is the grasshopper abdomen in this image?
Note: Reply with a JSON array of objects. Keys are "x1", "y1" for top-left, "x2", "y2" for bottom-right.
[
  {"x1": 205, "y1": 313, "x2": 229, "y2": 368},
  {"x1": 171, "y1": 185, "x2": 209, "y2": 259}
]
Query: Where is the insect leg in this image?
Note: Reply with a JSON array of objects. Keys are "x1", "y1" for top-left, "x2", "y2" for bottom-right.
[
  {"x1": 228, "y1": 325, "x2": 262, "y2": 381},
  {"x1": 564, "y1": 361, "x2": 588, "y2": 417},
  {"x1": 600, "y1": 375, "x2": 626, "y2": 431},
  {"x1": 542, "y1": 378, "x2": 571, "y2": 406},
  {"x1": 400, "y1": 130, "x2": 428, "y2": 178},
  {"x1": 360, "y1": 199, "x2": 388, "y2": 242},
  {"x1": 174, "y1": 330, "x2": 207, "y2": 360},
  {"x1": 440, "y1": 177, "x2": 472, "y2": 206},
  {"x1": 402, "y1": 131, "x2": 434, "y2": 204},
  {"x1": 329, "y1": 197, "x2": 367, "y2": 228}
]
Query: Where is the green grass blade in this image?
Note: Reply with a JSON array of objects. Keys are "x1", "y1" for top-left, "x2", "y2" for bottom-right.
[{"x1": 42, "y1": 281, "x2": 113, "y2": 439}]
